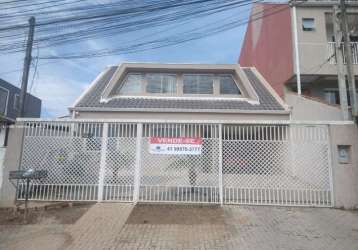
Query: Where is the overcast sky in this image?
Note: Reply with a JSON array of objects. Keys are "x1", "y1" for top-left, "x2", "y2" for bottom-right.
[{"x1": 0, "y1": 2, "x2": 251, "y2": 118}]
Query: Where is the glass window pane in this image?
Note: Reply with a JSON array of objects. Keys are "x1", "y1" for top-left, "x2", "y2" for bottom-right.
[
  {"x1": 0, "y1": 88, "x2": 8, "y2": 115},
  {"x1": 146, "y1": 73, "x2": 176, "y2": 94},
  {"x1": 324, "y1": 90, "x2": 339, "y2": 105},
  {"x1": 302, "y1": 18, "x2": 315, "y2": 31},
  {"x1": 146, "y1": 74, "x2": 161, "y2": 93},
  {"x1": 219, "y1": 76, "x2": 241, "y2": 95},
  {"x1": 183, "y1": 75, "x2": 213, "y2": 94},
  {"x1": 118, "y1": 74, "x2": 142, "y2": 94}
]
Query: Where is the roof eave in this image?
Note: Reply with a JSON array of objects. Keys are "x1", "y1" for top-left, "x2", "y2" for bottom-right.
[{"x1": 70, "y1": 106, "x2": 290, "y2": 115}]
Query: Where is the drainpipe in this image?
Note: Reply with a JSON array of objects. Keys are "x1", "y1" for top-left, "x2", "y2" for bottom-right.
[{"x1": 291, "y1": 2, "x2": 302, "y2": 95}]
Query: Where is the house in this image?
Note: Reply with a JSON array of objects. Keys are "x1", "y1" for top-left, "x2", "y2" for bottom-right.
[
  {"x1": 239, "y1": 0, "x2": 358, "y2": 120},
  {"x1": 0, "y1": 78, "x2": 41, "y2": 190},
  {"x1": 4, "y1": 63, "x2": 358, "y2": 208},
  {"x1": 69, "y1": 63, "x2": 289, "y2": 121},
  {"x1": 0, "y1": 78, "x2": 41, "y2": 147}
]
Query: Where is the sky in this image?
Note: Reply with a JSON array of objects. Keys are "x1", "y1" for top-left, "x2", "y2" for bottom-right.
[{"x1": 0, "y1": 1, "x2": 254, "y2": 118}]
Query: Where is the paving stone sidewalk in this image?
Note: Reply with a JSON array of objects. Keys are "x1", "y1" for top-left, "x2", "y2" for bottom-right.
[
  {"x1": 1, "y1": 203, "x2": 358, "y2": 250},
  {"x1": 66, "y1": 203, "x2": 133, "y2": 250},
  {"x1": 112, "y1": 205, "x2": 358, "y2": 250}
]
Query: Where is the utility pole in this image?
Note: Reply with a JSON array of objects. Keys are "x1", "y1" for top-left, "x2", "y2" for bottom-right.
[
  {"x1": 333, "y1": 6, "x2": 350, "y2": 120},
  {"x1": 340, "y1": 0, "x2": 358, "y2": 119},
  {"x1": 18, "y1": 17, "x2": 35, "y2": 118}
]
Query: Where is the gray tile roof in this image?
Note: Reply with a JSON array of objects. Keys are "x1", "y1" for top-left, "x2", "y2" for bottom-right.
[{"x1": 73, "y1": 66, "x2": 286, "y2": 112}]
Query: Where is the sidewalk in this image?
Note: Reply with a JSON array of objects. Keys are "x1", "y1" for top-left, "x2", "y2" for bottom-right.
[{"x1": 1, "y1": 203, "x2": 358, "y2": 250}]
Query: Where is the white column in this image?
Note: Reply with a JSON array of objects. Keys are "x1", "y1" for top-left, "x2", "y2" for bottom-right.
[
  {"x1": 97, "y1": 122, "x2": 108, "y2": 202},
  {"x1": 292, "y1": 5, "x2": 302, "y2": 95},
  {"x1": 218, "y1": 124, "x2": 223, "y2": 206},
  {"x1": 133, "y1": 123, "x2": 143, "y2": 204}
]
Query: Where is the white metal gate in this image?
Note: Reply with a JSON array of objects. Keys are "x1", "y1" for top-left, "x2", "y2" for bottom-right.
[
  {"x1": 222, "y1": 124, "x2": 332, "y2": 206},
  {"x1": 17, "y1": 120, "x2": 333, "y2": 207},
  {"x1": 138, "y1": 123, "x2": 221, "y2": 204}
]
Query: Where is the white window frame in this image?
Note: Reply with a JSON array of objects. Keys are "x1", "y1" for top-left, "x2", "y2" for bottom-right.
[{"x1": 0, "y1": 86, "x2": 9, "y2": 117}]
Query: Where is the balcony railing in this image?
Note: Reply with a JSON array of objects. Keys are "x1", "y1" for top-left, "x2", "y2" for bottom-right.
[{"x1": 327, "y1": 42, "x2": 358, "y2": 64}]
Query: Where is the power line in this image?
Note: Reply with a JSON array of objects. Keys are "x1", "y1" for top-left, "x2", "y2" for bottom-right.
[
  {"x1": 0, "y1": 0, "x2": 265, "y2": 55},
  {"x1": 38, "y1": 3, "x2": 288, "y2": 59}
]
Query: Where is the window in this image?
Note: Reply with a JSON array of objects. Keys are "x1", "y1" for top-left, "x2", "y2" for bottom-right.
[
  {"x1": 0, "y1": 87, "x2": 9, "y2": 116},
  {"x1": 14, "y1": 94, "x2": 19, "y2": 110},
  {"x1": 183, "y1": 74, "x2": 213, "y2": 94},
  {"x1": 146, "y1": 73, "x2": 176, "y2": 94},
  {"x1": 302, "y1": 18, "x2": 315, "y2": 31},
  {"x1": 117, "y1": 74, "x2": 142, "y2": 95},
  {"x1": 324, "y1": 89, "x2": 358, "y2": 106},
  {"x1": 219, "y1": 75, "x2": 241, "y2": 95},
  {"x1": 324, "y1": 90, "x2": 340, "y2": 105},
  {"x1": 114, "y1": 72, "x2": 244, "y2": 98}
]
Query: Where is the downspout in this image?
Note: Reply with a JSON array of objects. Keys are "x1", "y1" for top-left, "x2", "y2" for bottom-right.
[{"x1": 291, "y1": 2, "x2": 302, "y2": 96}]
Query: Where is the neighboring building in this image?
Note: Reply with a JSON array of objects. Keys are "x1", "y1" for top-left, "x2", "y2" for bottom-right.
[
  {"x1": 0, "y1": 78, "x2": 41, "y2": 190},
  {"x1": 69, "y1": 63, "x2": 290, "y2": 121},
  {"x1": 239, "y1": 0, "x2": 358, "y2": 120},
  {"x1": 0, "y1": 78, "x2": 42, "y2": 147}
]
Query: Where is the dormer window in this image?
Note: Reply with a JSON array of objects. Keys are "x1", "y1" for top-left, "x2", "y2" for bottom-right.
[
  {"x1": 183, "y1": 74, "x2": 214, "y2": 94},
  {"x1": 117, "y1": 74, "x2": 142, "y2": 94},
  {"x1": 114, "y1": 72, "x2": 242, "y2": 98},
  {"x1": 219, "y1": 75, "x2": 241, "y2": 95},
  {"x1": 146, "y1": 73, "x2": 177, "y2": 94}
]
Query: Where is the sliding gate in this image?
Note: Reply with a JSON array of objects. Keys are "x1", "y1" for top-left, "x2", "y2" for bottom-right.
[
  {"x1": 222, "y1": 124, "x2": 332, "y2": 206},
  {"x1": 17, "y1": 120, "x2": 333, "y2": 207}
]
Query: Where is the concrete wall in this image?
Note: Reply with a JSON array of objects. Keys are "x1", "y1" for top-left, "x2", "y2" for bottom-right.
[
  {"x1": 0, "y1": 123, "x2": 24, "y2": 207},
  {"x1": 329, "y1": 123, "x2": 358, "y2": 209},
  {"x1": 0, "y1": 147, "x2": 5, "y2": 190},
  {"x1": 239, "y1": 3, "x2": 294, "y2": 97},
  {"x1": 285, "y1": 92, "x2": 344, "y2": 120}
]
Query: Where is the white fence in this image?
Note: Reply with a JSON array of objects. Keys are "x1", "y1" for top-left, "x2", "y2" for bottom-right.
[{"x1": 17, "y1": 120, "x2": 333, "y2": 207}]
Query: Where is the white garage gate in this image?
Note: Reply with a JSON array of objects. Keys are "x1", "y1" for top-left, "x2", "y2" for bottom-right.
[{"x1": 17, "y1": 119, "x2": 333, "y2": 207}]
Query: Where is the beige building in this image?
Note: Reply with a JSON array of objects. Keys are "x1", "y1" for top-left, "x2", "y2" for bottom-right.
[
  {"x1": 239, "y1": 0, "x2": 358, "y2": 120},
  {"x1": 70, "y1": 63, "x2": 290, "y2": 121}
]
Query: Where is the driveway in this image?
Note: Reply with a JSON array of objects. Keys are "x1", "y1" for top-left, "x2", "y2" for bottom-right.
[{"x1": 1, "y1": 203, "x2": 358, "y2": 250}]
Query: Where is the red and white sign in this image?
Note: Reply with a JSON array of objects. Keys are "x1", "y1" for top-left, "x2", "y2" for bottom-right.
[{"x1": 149, "y1": 137, "x2": 203, "y2": 155}]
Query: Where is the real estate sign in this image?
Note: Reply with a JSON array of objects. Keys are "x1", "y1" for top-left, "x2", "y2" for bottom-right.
[{"x1": 149, "y1": 137, "x2": 202, "y2": 155}]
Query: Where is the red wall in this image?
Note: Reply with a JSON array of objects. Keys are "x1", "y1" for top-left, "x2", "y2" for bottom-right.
[{"x1": 239, "y1": 3, "x2": 294, "y2": 97}]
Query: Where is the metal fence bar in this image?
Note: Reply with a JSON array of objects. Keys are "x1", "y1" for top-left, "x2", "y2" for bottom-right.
[
  {"x1": 133, "y1": 123, "x2": 143, "y2": 204},
  {"x1": 326, "y1": 125, "x2": 335, "y2": 207},
  {"x1": 97, "y1": 123, "x2": 108, "y2": 202},
  {"x1": 218, "y1": 124, "x2": 223, "y2": 206}
]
